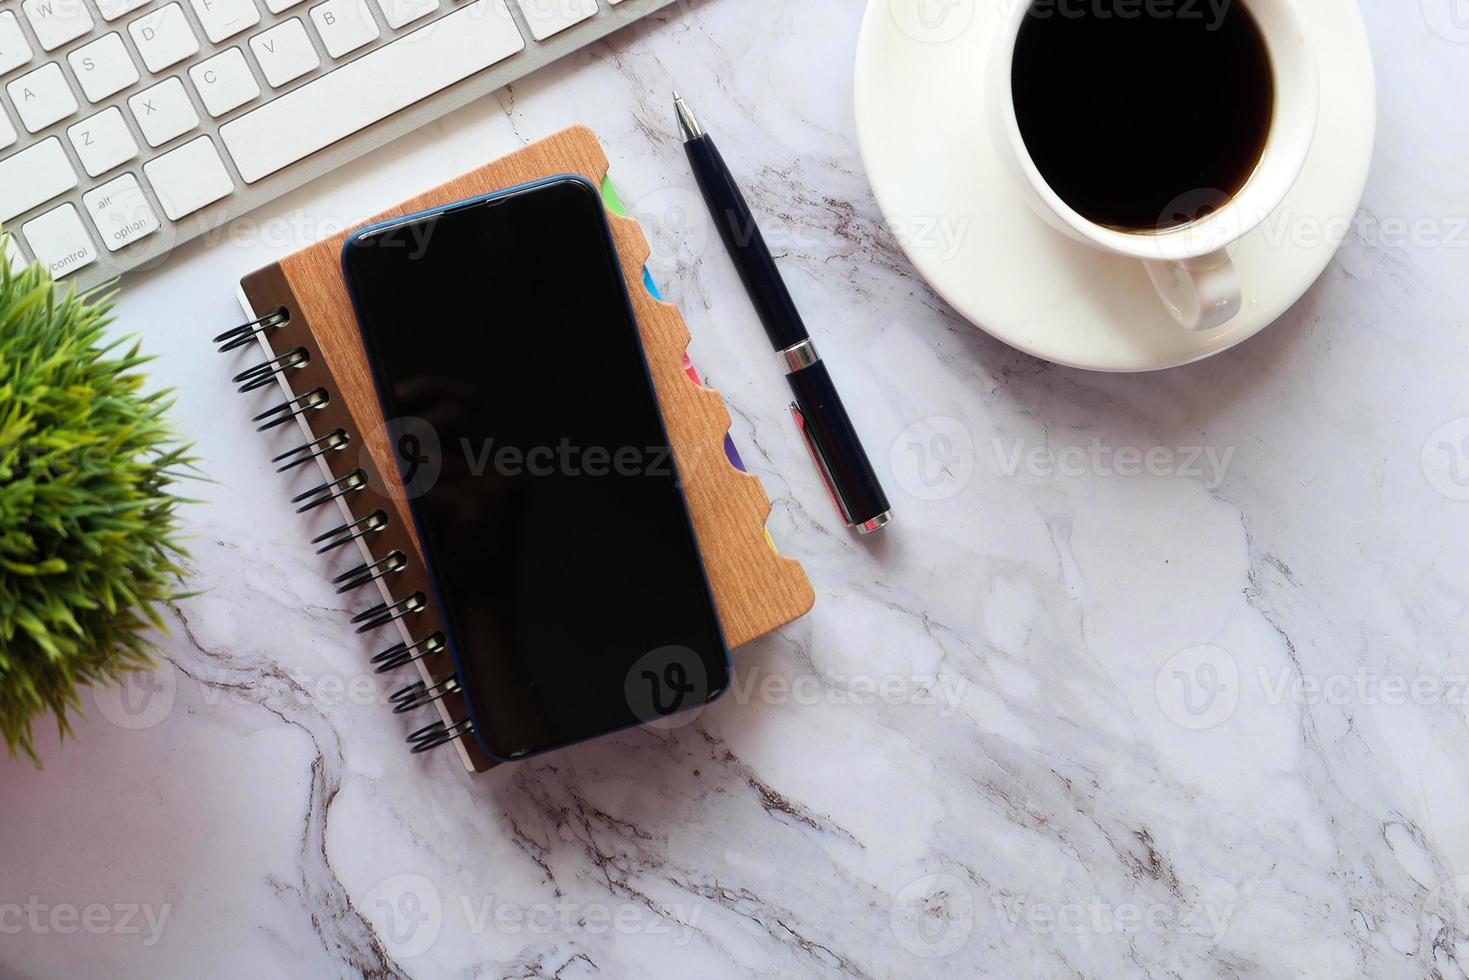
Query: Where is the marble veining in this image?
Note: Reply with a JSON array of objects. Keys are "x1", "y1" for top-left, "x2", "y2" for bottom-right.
[{"x1": 4, "y1": 0, "x2": 1469, "y2": 977}]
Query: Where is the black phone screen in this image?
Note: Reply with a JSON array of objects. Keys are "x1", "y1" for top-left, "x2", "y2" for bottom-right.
[{"x1": 342, "y1": 176, "x2": 729, "y2": 761}]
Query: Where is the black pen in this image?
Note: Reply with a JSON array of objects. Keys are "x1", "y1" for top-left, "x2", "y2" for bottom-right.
[{"x1": 675, "y1": 93, "x2": 892, "y2": 534}]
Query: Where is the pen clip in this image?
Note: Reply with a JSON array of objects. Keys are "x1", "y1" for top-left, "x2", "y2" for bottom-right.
[{"x1": 790, "y1": 401, "x2": 856, "y2": 527}]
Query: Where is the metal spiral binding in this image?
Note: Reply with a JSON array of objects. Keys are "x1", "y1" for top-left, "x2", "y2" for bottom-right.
[
  {"x1": 255, "y1": 387, "x2": 330, "y2": 431},
  {"x1": 390, "y1": 677, "x2": 461, "y2": 714},
  {"x1": 371, "y1": 632, "x2": 446, "y2": 673},
  {"x1": 213, "y1": 307, "x2": 289, "y2": 353},
  {"x1": 292, "y1": 469, "x2": 367, "y2": 513},
  {"x1": 233, "y1": 346, "x2": 309, "y2": 393},
  {"x1": 217, "y1": 309, "x2": 471, "y2": 761},
  {"x1": 312, "y1": 510, "x2": 387, "y2": 553},
  {"x1": 352, "y1": 592, "x2": 426, "y2": 633},
  {"x1": 333, "y1": 550, "x2": 408, "y2": 593},
  {"x1": 273, "y1": 429, "x2": 349, "y2": 472},
  {"x1": 408, "y1": 719, "x2": 474, "y2": 754}
]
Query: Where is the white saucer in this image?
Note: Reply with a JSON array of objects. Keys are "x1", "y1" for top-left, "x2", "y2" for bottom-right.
[{"x1": 854, "y1": 0, "x2": 1377, "y2": 372}]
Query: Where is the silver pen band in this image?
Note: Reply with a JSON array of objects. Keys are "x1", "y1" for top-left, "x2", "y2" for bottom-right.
[{"x1": 778, "y1": 338, "x2": 820, "y2": 374}]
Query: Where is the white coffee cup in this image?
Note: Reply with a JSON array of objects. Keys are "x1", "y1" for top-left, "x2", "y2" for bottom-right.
[{"x1": 990, "y1": 0, "x2": 1320, "y2": 332}]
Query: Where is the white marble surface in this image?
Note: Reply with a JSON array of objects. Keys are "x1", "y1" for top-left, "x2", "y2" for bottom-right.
[{"x1": 4, "y1": 0, "x2": 1468, "y2": 977}]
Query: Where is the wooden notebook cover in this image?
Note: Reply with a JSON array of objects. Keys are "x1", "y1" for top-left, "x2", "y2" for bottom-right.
[{"x1": 239, "y1": 126, "x2": 814, "y2": 765}]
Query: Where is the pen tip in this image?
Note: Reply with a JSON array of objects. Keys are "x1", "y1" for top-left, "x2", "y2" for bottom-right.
[{"x1": 674, "y1": 92, "x2": 704, "y2": 142}]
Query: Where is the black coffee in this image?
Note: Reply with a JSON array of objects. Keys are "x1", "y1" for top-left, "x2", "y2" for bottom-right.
[{"x1": 1011, "y1": 0, "x2": 1274, "y2": 232}]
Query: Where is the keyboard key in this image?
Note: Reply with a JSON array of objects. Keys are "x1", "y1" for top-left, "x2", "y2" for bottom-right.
[
  {"x1": 83, "y1": 173, "x2": 159, "y2": 251},
  {"x1": 3, "y1": 233, "x2": 25, "y2": 269},
  {"x1": 128, "y1": 76, "x2": 198, "y2": 146},
  {"x1": 513, "y1": 0, "x2": 595, "y2": 41},
  {"x1": 0, "y1": 12, "x2": 36, "y2": 77},
  {"x1": 129, "y1": 4, "x2": 199, "y2": 73},
  {"x1": 22, "y1": 203, "x2": 97, "y2": 278},
  {"x1": 143, "y1": 135, "x2": 232, "y2": 219},
  {"x1": 0, "y1": 108, "x2": 14, "y2": 150},
  {"x1": 250, "y1": 19, "x2": 318, "y2": 87},
  {"x1": 68, "y1": 33, "x2": 141, "y2": 103},
  {"x1": 189, "y1": 47, "x2": 259, "y2": 117},
  {"x1": 263, "y1": 0, "x2": 307, "y2": 13},
  {"x1": 372, "y1": 0, "x2": 436, "y2": 28},
  {"x1": 222, "y1": 0, "x2": 523, "y2": 183},
  {"x1": 96, "y1": 0, "x2": 152, "y2": 21},
  {"x1": 67, "y1": 106, "x2": 139, "y2": 175},
  {"x1": 22, "y1": 0, "x2": 94, "y2": 52},
  {"x1": 189, "y1": 0, "x2": 260, "y2": 44},
  {"x1": 0, "y1": 137, "x2": 76, "y2": 221},
  {"x1": 309, "y1": 0, "x2": 378, "y2": 59},
  {"x1": 7, "y1": 63, "x2": 78, "y2": 133}
]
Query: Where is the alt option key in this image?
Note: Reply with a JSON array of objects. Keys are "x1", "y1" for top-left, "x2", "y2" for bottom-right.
[{"x1": 82, "y1": 173, "x2": 161, "y2": 252}]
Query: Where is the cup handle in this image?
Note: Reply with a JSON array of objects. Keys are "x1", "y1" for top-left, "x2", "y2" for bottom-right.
[{"x1": 1143, "y1": 249, "x2": 1242, "y2": 332}]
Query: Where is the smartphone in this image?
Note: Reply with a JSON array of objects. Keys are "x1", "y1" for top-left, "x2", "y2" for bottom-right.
[{"x1": 342, "y1": 175, "x2": 730, "y2": 761}]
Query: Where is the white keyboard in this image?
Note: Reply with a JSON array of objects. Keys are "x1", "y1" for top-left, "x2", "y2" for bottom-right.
[{"x1": 0, "y1": 0, "x2": 676, "y2": 289}]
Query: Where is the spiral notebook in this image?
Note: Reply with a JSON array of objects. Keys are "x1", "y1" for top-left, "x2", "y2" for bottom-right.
[{"x1": 216, "y1": 126, "x2": 815, "y2": 772}]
